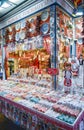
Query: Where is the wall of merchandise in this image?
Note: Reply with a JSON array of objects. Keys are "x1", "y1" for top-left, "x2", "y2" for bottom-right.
[{"x1": 0, "y1": 0, "x2": 84, "y2": 130}]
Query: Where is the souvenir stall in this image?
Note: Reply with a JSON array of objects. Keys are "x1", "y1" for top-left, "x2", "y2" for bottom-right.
[{"x1": 0, "y1": 0, "x2": 84, "y2": 130}]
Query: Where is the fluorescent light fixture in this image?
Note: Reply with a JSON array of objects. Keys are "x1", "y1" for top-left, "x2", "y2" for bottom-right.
[
  {"x1": 76, "y1": 11, "x2": 83, "y2": 16},
  {"x1": 0, "y1": 7, "x2": 3, "y2": 11},
  {"x1": 9, "y1": 0, "x2": 20, "y2": 3},
  {"x1": 1, "y1": 2, "x2": 10, "y2": 8}
]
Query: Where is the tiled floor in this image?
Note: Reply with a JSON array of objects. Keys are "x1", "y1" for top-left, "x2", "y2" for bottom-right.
[{"x1": 0, "y1": 116, "x2": 25, "y2": 130}]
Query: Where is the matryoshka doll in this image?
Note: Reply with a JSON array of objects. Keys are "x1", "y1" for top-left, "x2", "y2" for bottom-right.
[{"x1": 64, "y1": 62, "x2": 72, "y2": 93}]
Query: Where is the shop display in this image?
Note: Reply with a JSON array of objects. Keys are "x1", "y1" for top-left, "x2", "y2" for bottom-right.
[
  {"x1": 0, "y1": 79, "x2": 84, "y2": 129},
  {"x1": 3, "y1": 8, "x2": 52, "y2": 79},
  {"x1": 56, "y1": 7, "x2": 73, "y2": 74},
  {"x1": 0, "y1": 0, "x2": 84, "y2": 130}
]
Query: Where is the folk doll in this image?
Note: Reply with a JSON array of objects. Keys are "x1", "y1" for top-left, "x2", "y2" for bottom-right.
[{"x1": 64, "y1": 63, "x2": 72, "y2": 93}]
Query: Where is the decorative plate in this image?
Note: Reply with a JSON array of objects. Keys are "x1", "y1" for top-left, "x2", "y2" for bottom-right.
[
  {"x1": 29, "y1": 25, "x2": 35, "y2": 34},
  {"x1": 20, "y1": 31, "x2": 25, "y2": 40},
  {"x1": 8, "y1": 26, "x2": 12, "y2": 32},
  {"x1": 41, "y1": 23, "x2": 49, "y2": 34},
  {"x1": 76, "y1": 24, "x2": 82, "y2": 30},
  {"x1": 21, "y1": 19, "x2": 26, "y2": 29},
  {"x1": 15, "y1": 22, "x2": 21, "y2": 31},
  {"x1": 50, "y1": 17, "x2": 54, "y2": 25},
  {"x1": 50, "y1": 31, "x2": 55, "y2": 38},
  {"x1": 2, "y1": 29, "x2": 6, "y2": 36},
  {"x1": 78, "y1": 38, "x2": 82, "y2": 44},
  {"x1": 15, "y1": 32, "x2": 19, "y2": 41},
  {"x1": 30, "y1": 18, "x2": 34, "y2": 23},
  {"x1": 41, "y1": 11, "x2": 49, "y2": 21},
  {"x1": 9, "y1": 35, "x2": 12, "y2": 40}
]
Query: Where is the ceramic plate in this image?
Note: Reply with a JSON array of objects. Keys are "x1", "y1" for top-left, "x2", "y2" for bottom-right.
[
  {"x1": 41, "y1": 11, "x2": 49, "y2": 21},
  {"x1": 15, "y1": 22, "x2": 21, "y2": 31},
  {"x1": 78, "y1": 38, "x2": 82, "y2": 44},
  {"x1": 41, "y1": 23, "x2": 49, "y2": 34},
  {"x1": 50, "y1": 31, "x2": 55, "y2": 38},
  {"x1": 20, "y1": 31, "x2": 25, "y2": 40},
  {"x1": 21, "y1": 19, "x2": 26, "y2": 29},
  {"x1": 50, "y1": 17, "x2": 54, "y2": 24},
  {"x1": 8, "y1": 26, "x2": 12, "y2": 32},
  {"x1": 15, "y1": 32, "x2": 19, "y2": 41},
  {"x1": 9, "y1": 35, "x2": 12, "y2": 40},
  {"x1": 29, "y1": 26, "x2": 35, "y2": 34}
]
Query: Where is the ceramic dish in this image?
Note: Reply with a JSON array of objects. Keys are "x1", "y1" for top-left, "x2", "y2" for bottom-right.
[
  {"x1": 41, "y1": 23, "x2": 49, "y2": 34},
  {"x1": 29, "y1": 26, "x2": 35, "y2": 34},
  {"x1": 50, "y1": 31, "x2": 55, "y2": 38},
  {"x1": 9, "y1": 35, "x2": 12, "y2": 40},
  {"x1": 2, "y1": 29, "x2": 6, "y2": 36},
  {"x1": 15, "y1": 22, "x2": 21, "y2": 31},
  {"x1": 15, "y1": 32, "x2": 20, "y2": 41},
  {"x1": 8, "y1": 26, "x2": 12, "y2": 32},
  {"x1": 78, "y1": 38, "x2": 82, "y2": 44},
  {"x1": 50, "y1": 17, "x2": 54, "y2": 25},
  {"x1": 20, "y1": 31, "x2": 25, "y2": 40},
  {"x1": 21, "y1": 19, "x2": 26, "y2": 29},
  {"x1": 30, "y1": 18, "x2": 34, "y2": 23},
  {"x1": 41, "y1": 11, "x2": 49, "y2": 21}
]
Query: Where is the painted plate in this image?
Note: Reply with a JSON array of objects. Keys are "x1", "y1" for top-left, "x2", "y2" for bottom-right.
[
  {"x1": 8, "y1": 26, "x2": 12, "y2": 32},
  {"x1": 21, "y1": 19, "x2": 26, "y2": 29},
  {"x1": 41, "y1": 11, "x2": 49, "y2": 21},
  {"x1": 50, "y1": 31, "x2": 55, "y2": 38},
  {"x1": 20, "y1": 31, "x2": 25, "y2": 40},
  {"x1": 29, "y1": 25, "x2": 35, "y2": 34},
  {"x1": 78, "y1": 38, "x2": 82, "y2": 44},
  {"x1": 15, "y1": 32, "x2": 19, "y2": 41},
  {"x1": 50, "y1": 17, "x2": 54, "y2": 24},
  {"x1": 9, "y1": 35, "x2": 12, "y2": 40},
  {"x1": 41, "y1": 23, "x2": 49, "y2": 34},
  {"x1": 15, "y1": 22, "x2": 21, "y2": 31}
]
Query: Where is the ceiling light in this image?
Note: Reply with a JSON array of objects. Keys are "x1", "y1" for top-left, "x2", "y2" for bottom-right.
[
  {"x1": 9, "y1": 0, "x2": 20, "y2": 3},
  {"x1": 76, "y1": 11, "x2": 83, "y2": 16},
  {"x1": 1, "y1": 2, "x2": 10, "y2": 8},
  {"x1": 0, "y1": 7, "x2": 3, "y2": 11}
]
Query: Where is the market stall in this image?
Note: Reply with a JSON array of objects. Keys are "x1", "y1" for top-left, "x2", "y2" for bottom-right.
[{"x1": 0, "y1": 0, "x2": 84, "y2": 130}]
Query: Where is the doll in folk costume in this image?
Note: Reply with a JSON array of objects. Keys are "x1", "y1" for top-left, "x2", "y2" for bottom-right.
[{"x1": 64, "y1": 62, "x2": 72, "y2": 93}]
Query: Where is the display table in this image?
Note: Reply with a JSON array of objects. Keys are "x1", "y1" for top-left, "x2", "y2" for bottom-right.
[{"x1": 0, "y1": 79, "x2": 84, "y2": 130}]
